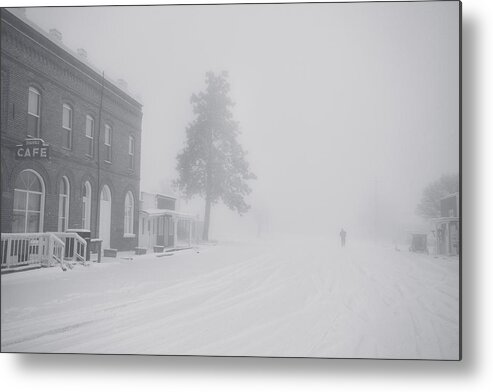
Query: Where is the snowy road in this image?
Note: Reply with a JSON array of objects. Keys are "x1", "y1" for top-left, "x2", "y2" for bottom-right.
[{"x1": 1, "y1": 238, "x2": 459, "y2": 359}]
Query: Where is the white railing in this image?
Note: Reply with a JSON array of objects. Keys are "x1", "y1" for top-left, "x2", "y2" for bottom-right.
[
  {"x1": 50, "y1": 232, "x2": 87, "y2": 264},
  {"x1": 1, "y1": 232, "x2": 66, "y2": 269},
  {"x1": 48, "y1": 233, "x2": 66, "y2": 269}
]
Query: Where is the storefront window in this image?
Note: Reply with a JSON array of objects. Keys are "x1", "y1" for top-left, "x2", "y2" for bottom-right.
[{"x1": 12, "y1": 170, "x2": 45, "y2": 233}]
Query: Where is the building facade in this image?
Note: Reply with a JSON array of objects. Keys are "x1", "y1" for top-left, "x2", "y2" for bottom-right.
[
  {"x1": 432, "y1": 192, "x2": 460, "y2": 256},
  {"x1": 1, "y1": 9, "x2": 143, "y2": 251},
  {"x1": 139, "y1": 192, "x2": 200, "y2": 250}
]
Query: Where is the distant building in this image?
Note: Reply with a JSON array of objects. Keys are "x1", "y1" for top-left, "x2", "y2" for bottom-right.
[
  {"x1": 432, "y1": 192, "x2": 460, "y2": 256},
  {"x1": 139, "y1": 192, "x2": 201, "y2": 250},
  {"x1": 1, "y1": 9, "x2": 143, "y2": 251}
]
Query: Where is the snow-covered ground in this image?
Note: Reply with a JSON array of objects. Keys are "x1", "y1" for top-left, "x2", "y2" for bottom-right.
[{"x1": 0, "y1": 237, "x2": 459, "y2": 359}]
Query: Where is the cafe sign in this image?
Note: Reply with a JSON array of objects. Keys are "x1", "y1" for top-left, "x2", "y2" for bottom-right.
[{"x1": 15, "y1": 138, "x2": 50, "y2": 159}]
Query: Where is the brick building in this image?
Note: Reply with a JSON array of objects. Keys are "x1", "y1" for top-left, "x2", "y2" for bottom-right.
[{"x1": 1, "y1": 9, "x2": 143, "y2": 251}]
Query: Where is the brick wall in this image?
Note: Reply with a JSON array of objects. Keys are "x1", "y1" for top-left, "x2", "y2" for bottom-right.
[{"x1": 1, "y1": 10, "x2": 143, "y2": 251}]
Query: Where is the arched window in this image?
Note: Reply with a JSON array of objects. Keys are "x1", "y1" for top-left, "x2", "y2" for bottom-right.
[
  {"x1": 12, "y1": 169, "x2": 45, "y2": 233},
  {"x1": 101, "y1": 185, "x2": 111, "y2": 202},
  {"x1": 82, "y1": 181, "x2": 91, "y2": 230},
  {"x1": 124, "y1": 191, "x2": 134, "y2": 236},
  {"x1": 58, "y1": 176, "x2": 70, "y2": 232},
  {"x1": 27, "y1": 87, "x2": 41, "y2": 137},
  {"x1": 62, "y1": 104, "x2": 73, "y2": 149}
]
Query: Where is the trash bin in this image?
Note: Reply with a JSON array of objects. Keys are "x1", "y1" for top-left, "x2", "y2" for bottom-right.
[{"x1": 66, "y1": 229, "x2": 91, "y2": 261}]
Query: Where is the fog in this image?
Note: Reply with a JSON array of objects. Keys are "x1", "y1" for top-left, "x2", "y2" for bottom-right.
[{"x1": 24, "y1": 2, "x2": 459, "y2": 242}]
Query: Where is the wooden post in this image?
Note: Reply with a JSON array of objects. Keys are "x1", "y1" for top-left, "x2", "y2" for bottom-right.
[
  {"x1": 6, "y1": 237, "x2": 11, "y2": 267},
  {"x1": 97, "y1": 240, "x2": 102, "y2": 263},
  {"x1": 174, "y1": 218, "x2": 178, "y2": 248},
  {"x1": 48, "y1": 235, "x2": 54, "y2": 266}
]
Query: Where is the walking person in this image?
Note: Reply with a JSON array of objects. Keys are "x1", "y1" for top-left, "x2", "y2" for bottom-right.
[{"x1": 340, "y1": 228, "x2": 347, "y2": 247}]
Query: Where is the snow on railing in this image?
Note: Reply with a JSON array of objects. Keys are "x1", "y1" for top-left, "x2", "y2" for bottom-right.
[
  {"x1": 48, "y1": 233, "x2": 66, "y2": 270},
  {"x1": 0, "y1": 232, "x2": 66, "y2": 269},
  {"x1": 50, "y1": 232, "x2": 87, "y2": 264}
]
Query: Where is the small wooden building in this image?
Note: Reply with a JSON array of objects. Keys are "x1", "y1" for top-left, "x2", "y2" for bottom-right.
[
  {"x1": 138, "y1": 192, "x2": 199, "y2": 250},
  {"x1": 431, "y1": 193, "x2": 460, "y2": 256}
]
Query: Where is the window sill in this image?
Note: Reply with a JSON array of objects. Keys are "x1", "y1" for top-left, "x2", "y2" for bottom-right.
[
  {"x1": 85, "y1": 154, "x2": 94, "y2": 159},
  {"x1": 104, "y1": 160, "x2": 112, "y2": 164},
  {"x1": 123, "y1": 233, "x2": 136, "y2": 238}
]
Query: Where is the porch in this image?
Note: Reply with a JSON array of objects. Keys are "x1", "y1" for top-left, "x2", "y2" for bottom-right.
[
  {"x1": 1, "y1": 231, "x2": 92, "y2": 272},
  {"x1": 138, "y1": 208, "x2": 199, "y2": 251}
]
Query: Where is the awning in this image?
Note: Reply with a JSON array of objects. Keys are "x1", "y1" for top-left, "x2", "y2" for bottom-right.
[
  {"x1": 140, "y1": 208, "x2": 196, "y2": 219},
  {"x1": 431, "y1": 217, "x2": 460, "y2": 224}
]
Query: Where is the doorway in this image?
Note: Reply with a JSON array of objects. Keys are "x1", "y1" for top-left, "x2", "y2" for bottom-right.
[{"x1": 99, "y1": 185, "x2": 112, "y2": 249}]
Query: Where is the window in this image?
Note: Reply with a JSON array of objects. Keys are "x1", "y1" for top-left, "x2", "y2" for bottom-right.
[
  {"x1": 58, "y1": 176, "x2": 70, "y2": 232},
  {"x1": 129, "y1": 135, "x2": 135, "y2": 170},
  {"x1": 12, "y1": 170, "x2": 45, "y2": 233},
  {"x1": 104, "y1": 124, "x2": 112, "y2": 162},
  {"x1": 27, "y1": 87, "x2": 41, "y2": 137},
  {"x1": 62, "y1": 104, "x2": 73, "y2": 149},
  {"x1": 141, "y1": 218, "x2": 145, "y2": 235},
  {"x1": 85, "y1": 115, "x2": 95, "y2": 157},
  {"x1": 101, "y1": 185, "x2": 111, "y2": 202},
  {"x1": 82, "y1": 181, "x2": 91, "y2": 230},
  {"x1": 124, "y1": 191, "x2": 134, "y2": 236}
]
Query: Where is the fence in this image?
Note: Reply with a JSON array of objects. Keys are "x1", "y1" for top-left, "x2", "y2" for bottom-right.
[
  {"x1": 1, "y1": 232, "x2": 65, "y2": 269},
  {"x1": 49, "y1": 232, "x2": 87, "y2": 262}
]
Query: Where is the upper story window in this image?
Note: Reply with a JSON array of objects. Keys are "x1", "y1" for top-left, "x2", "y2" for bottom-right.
[
  {"x1": 104, "y1": 124, "x2": 112, "y2": 162},
  {"x1": 62, "y1": 104, "x2": 73, "y2": 149},
  {"x1": 129, "y1": 135, "x2": 135, "y2": 170},
  {"x1": 27, "y1": 87, "x2": 41, "y2": 137},
  {"x1": 85, "y1": 115, "x2": 95, "y2": 157}
]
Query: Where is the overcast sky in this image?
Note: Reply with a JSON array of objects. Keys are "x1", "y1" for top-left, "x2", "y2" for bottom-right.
[{"x1": 22, "y1": 2, "x2": 460, "y2": 240}]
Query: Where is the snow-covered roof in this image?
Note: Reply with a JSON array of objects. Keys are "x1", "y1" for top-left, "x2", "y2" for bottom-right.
[
  {"x1": 156, "y1": 193, "x2": 177, "y2": 200},
  {"x1": 440, "y1": 192, "x2": 459, "y2": 201},
  {"x1": 6, "y1": 8, "x2": 141, "y2": 104},
  {"x1": 140, "y1": 208, "x2": 195, "y2": 219},
  {"x1": 431, "y1": 217, "x2": 460, "y2": 223}
]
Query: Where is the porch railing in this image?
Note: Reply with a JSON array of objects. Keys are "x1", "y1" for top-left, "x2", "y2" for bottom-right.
[
  {"x1": 0, "y1": 232, "x2": 66, "y2": 269},
  {"x1": 50, "y1": 232, "x2": 88, "y2": 264}
]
